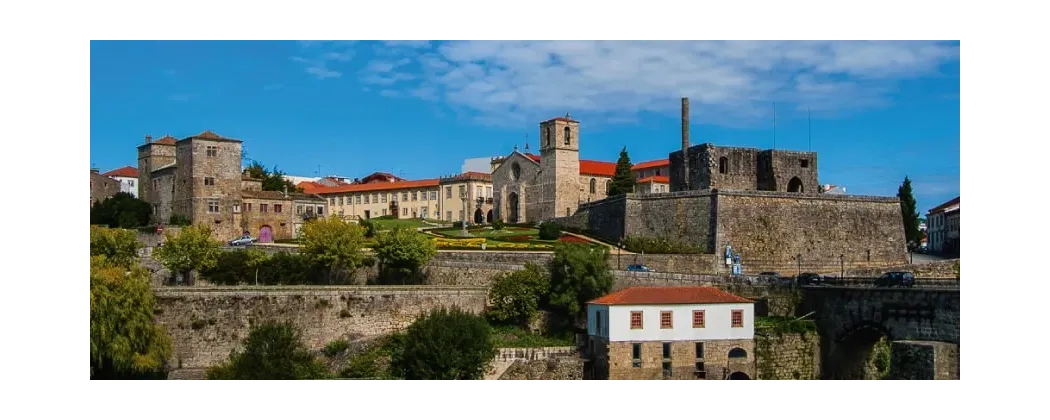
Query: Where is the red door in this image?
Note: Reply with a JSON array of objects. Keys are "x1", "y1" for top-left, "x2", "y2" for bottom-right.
[{"x1": 259, "y1": 225, "x2": 273, "y2": 243}]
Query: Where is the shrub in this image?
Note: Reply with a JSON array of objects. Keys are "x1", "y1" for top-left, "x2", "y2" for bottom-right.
[
  {"x1": 90, "y1": 256, "x2": 172, "y2": 379},
  {"x1": 359, "y1": 218, "x2": 378, "y2": 238},
  {"x1": 168, "y1": 214, "x2": 192, "y2": 226},
  {"x1": 487, "y1": 263, "x2": 549, "y2": 327},
  {"x1": 90, "y1": 226, "x2": 140, "y2": 268},
  {"x1": 152, "y1": 224, "x2": 222, "y2": 284},
  {"x1": 374, "y1": 228, "x2": 437, "y2": 283},
  {"x1": 547, "y1": 243, "x2": 614, "y2": 318},
  {"x1": 322, "y1": 339, "x2": 350, "y2": 357},
  {"x1": 299, "y1": 216, "x2": 369, "y2": 274},
  {"x1": 388, "y1": 307, "x2": 496, "y2": 380},
  {"x1": 538, "y1": 223, "x2": 562, "y2": 241},
  {"x1": 492, "y1": 219, "x2": 505, "y2": 231},
  {"x1": 90, "y1": 192, "x2": 151, "y2": 228},
  {"x1": 206, "y1": 321, "x2": 328, "y2": 380},
  {"x1": 623, "y1": 236, "x2": 706, "y2": 254},
  {"x1": 452, "y1": 221, "x2": 464, "y2": 229}
]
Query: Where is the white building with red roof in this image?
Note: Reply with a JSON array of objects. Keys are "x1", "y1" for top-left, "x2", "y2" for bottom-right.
[
  {"x1": 584, "y1": 286, "x2": 755, "y2": 380},
  {"x1": 101, "y1": 166, "x2": 140, "y2": 198}
]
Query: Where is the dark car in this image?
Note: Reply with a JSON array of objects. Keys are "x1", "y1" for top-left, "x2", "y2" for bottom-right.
[
  {"x1": 797, "y1": 272, "x2": 824, "y2": 286},
  {"x1": 627, "y1": 264, "x2": 653, "y2": 272},
  {"x1": 875, "y1": 272, "x2": 915, "y2": 288}
]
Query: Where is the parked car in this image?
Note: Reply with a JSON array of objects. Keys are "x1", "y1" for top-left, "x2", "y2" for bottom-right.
[
  {"x1": 228, "y1": 234, "x2": 256, "y2": 246},
  {"x1": 797, "y1": 272, "x2": 824, "y2": 286},
  {"x1": 875, "y1": 271, "x2": 915, "y2": 288},
  {"x1": 626, "y1": 264, "x2": 653, "y2": 272}
]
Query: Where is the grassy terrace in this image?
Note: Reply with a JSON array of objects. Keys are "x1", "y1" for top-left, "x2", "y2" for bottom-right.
[
  {"x1": 489, "y1": 325, "x2": 576, "y2": 348},
  {"x1": 425, "y1": 225, "x2": 601, "y2": 251}
]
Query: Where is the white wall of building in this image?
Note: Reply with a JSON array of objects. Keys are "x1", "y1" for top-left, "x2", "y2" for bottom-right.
[
  {"x1": 112, "y1": 176, "x2": 138, "y2": 198},
  {"x1": 595, "y1": 303, "x2": 754, "y2": 342}
]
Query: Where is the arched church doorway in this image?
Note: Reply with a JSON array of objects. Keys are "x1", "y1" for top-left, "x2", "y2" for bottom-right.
[
  {"x1": 788, "y1": 177, "x2": 804, "y2": 193},
  {"x1": 508, "y1": 192, "x2": 519, "y2": 223},
  {"x1": 474, "y1": 208, "x2": 484, "y2": 224}
]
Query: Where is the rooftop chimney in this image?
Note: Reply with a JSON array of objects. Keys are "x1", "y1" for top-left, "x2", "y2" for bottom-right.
[
  {"x1": 145, "y1": 135, "x2": 152, "y2": 144},
  {"x1": 90, "y1": 168, "x2": 100, "y2": 174},
  {"x1": 283, "y1": 185, "x2": 288, "y2": 198},
  {"x1": 681, "y1": 97, "x2": 690, "y2": 190}
]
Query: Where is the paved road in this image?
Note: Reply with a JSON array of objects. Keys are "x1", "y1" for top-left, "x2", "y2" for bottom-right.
[{"x1": 908, "y1": 253, "x2": 951, "y2": 264}]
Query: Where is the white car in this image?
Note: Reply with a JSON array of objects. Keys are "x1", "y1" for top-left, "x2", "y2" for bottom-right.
[{"x1": 228, "y1": 235, "x2": 255, "y2": 246}]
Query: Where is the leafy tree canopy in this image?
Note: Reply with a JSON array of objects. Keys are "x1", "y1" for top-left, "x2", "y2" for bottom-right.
[
  {"x1": 897, "y1": 176, "x2": 921, "y2": 248},
  {"x1": 389, "y1": 307, "x2": 496, "y2": 380},
  {"x1": 207, "y1": 321, "x2": 328, "y2": 380},
  {"x1": 91, "y1": 192, "x2": 151, "y2": 228},
  {"x1": 547, "y1": 243, "x2": 614, "y2": 317},
  {"x1": 374, "y1": 228, "x2": 437, "y2": 282},
  {"x1": 487, "y1": 263, "x2": 550, "y2": 327},
  {"x1": 245, "y1": 160, "x2": 303, "y2": 193},
  {"x1": 90, "y1": 226, "x2": 141, "y2": 268},
  {"x1": 90, "y1": 256, "x2": 172, "y2": 379},
  {"x1": 152, "y1": 224, "x2": 221, "y2": 275},
  {"x1": 299, "y1": 216, "x2": 369, "y2": 271}
]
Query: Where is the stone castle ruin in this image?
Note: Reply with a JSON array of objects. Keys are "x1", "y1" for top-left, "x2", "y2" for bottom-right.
[{"x1": 553, "y1": 98, "x2": 908, "y2": 274}]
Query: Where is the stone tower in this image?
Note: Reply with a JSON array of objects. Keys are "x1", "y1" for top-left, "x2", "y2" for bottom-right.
[
  {"x1": 136, "y1": 134, "x2": 177, "y2": 222},
  {"x1": 538, "y1": 114, "x2": 582, "y2": 219},
  {"x1": 172, "y1": 130, "x2": 244, "y2": 240}
]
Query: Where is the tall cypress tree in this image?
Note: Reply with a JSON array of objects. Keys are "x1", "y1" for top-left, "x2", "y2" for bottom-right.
[
  {"x1": 608, "y1": 147, "x2": 636, "y2": 196},
  {"x1": 897, "y1": 176, "x2": 921, "y2": 249}
]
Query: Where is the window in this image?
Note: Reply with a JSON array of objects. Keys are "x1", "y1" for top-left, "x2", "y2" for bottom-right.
[
  {"x1": 430, "y1": 191, "x2": 437, "y2": 201},
  {"x1": 695, "y1": 362, "x2": 706, "y2": 378},
  {"x1": 662, "y1": 342, "x2": 671, "y2": 359},
  {"x1": 485, "y1": 187, "x2": 491, "y2": 198},
  {"x1": 590, "y1": 178, "x2": 596, "y2": 193},
  {"x1": 233, "y1": 204, "x2": 241, "y2": 213},
  {"x1": 695, "y1": 342, "x2": 705, "y2": 359},
  {"x1": 631, "y1": 343, "x2": 641, "y2": 368},
  {"x1": 731, "y1": 310, "x2": 744, "y2": 328},
  {"x1": 317, "y1": 206, "x2": 323, "y2": 215},
  {"x1": 546, "y1": 125, "x2": 553, "y2": 147},
  {"x1": 605, "y1": 179, "x2": 611, "y2": 194},
  {"x1": 719, "y1": 156, "x2": 728, "y2": 174},
  {"x1": 446, "y1": 211, "x2": 452, "y2": 221},
  {"x1": 412, "y1": 191, "x2": 418, "y2": 201},
  {"x1": 364, "y1": 195, "x2": 370, "y2": 204},
  {"x1": 296, "y1": 205, "x2": 303, "y2": 215},
  {"x1": 660, "y1": 311, "x2": 673, "y2": 329},
  {"x1": 728, "y1": 348, "x2": 748, "y2": 359},
  {"x1": 207, "y1": 200, "x2": 219, "y2": 213},
  {"x1": 206, "y1": 145, "x2": 217, "y2": 157},
  {"x1": 595, "y1": 311, "x2": 602, "y2": 335},
  {"x1": 260, "y1": 204, "x2": 268, "y2": 213},
  {"x1": 446, "y1": 186, "x2": 452, "y2": 199},
  {"x1": 372, "y1": 194, "x2": 378, "y2": 203},
  {"x1": 566, "y1": 207, "x2": 571, "y2": 217},
  {"x1": 630, "y1": 311, "x2": 643, "y2": 329},
  {"x1": 403, "y1": 207, "x2": 408, "y2": 216},
  {"x1": 477, "y1": 186, "x2": 483, "y2": 198},
  {"x1": 801, "y1": 159, "x2": 809, "y2": 168},
  {"x1": 339, "y1": 197, "x2": 344, "y2": 206},
  {"x1": 422, "y1": 191, "x2": 428, "y2": 201},
  {"x1": 382, "y1": 193, "x2": 388, "y2": 203},
  {"x1": 403, "y1": 192, "x2": 409, "y2": 202},
  {"x1": 459, "y1": 185, "x2": 466, "y2": 198},
  {"x1": 330, "y1": 198, "x2": 336, "y2": 205},
  {"x1": 692, "y1": 310, "x2": 705, "y2": 328},
  {"x1": 274, "y1": 204, "x2": 282, "y2": 213},
  {"x1": 245, "y1": 203, "x2": 252, "y2": 212},
  {"x1": 421, "y1": 207, "x2": 428, "y2": 219},
  {"x1": 663, "y1": 361, "x2": 672, "y2": 378},
  {"x1": 564, "y1": 126, "x2": 571, "y2": 145},
  {"x1": 204, "y1": 177, "x2": 215, "y2": 186}
]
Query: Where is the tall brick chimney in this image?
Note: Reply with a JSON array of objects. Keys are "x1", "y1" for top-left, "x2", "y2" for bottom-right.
[
  {"x1": 145, "y1": 135, "x2": 152, "y2": 144},
  {"x1": 681, "y1": 97, "x2": 690, "y2": 190}
]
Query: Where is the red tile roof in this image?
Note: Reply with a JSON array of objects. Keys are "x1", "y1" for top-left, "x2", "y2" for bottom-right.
[
  {"x1": 310, "y1": 178, "x2": 441, "y2": 195},
  {"x1": 521, "y1": 153, "x2": 666, "y2": 177},
  {"x1": 154, "y1": 135, "x2": 178, "y2": 145},
  {"x1": 190, "y1": 130, "x2": 234, "y2": 141},
  {"x1": 637, "y1": 176, "x2": 670, "y2": 184},
  {"x1": 297, "y1": 181, "x2": 326, "y2": 194},
  {"x1": 102, "y1": 166, "x2": 139, "y2": 178},
  {"x1": 588, "y1": 286, "x2": 753, "y2": 306},
  {"x1": 633, "y1": 159, "x2": 670, "y2": 171},
  {"x1": 929, "y1": 196, "x2": 960, "y2": 214}
]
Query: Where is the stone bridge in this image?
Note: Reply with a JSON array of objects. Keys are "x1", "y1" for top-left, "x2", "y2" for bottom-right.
[{"x1": 802, "y1": 284, "x2": 960, "y2": 379}]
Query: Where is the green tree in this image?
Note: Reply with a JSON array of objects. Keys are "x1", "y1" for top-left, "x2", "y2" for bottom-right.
[
  {"x1": 538, "y1": 222, "x2": 562, "y2": 240},
  {"x1": 90, "y1": 256, "x2": 172, "y2": 379},
  {"x1": 90, "y1": 192, "x2": 152, "y2": 228},
  {"x1": 492, "y1": 218, "x2": 505, "y2": 231},
  {"x1": 373, "y1": 228, "x2": 437, "y2": 283},
  {"x1": 607, "y1": 146, "x2": 636, "y2": 196},
  {"x1": 547, "y1": 243, "x2": 614, "y2": 318},
  {"x1": 359, "y1": 217, "x2": 378, "y2": 238},
  {"x1": 206, "y1": 321, "x2": 329, "y2": 380},
  {"x1": 388, "y1": 307, "x2": 496, "y2": 380},
  {"x1": 300, "y1": 216, "x2": 369, "y2": 277},
  {"x1": 152, "y1": 224, "x2": 222, "y2": 285},
  {"x1": 244, "y1": 248, "x2": 270, "y2": 286},
  {"x1": 245, "y1": 160, "x2": 303, "y2": 193},
  {"x1": 897, "y1": 176, "x2": 921, "y2": 249},
  {"x1": 90, "y1": 226, "x2": 141, "y2": 268},
  {"x1": 487, "y1": 263, "x2": 549, "y2": 327}
]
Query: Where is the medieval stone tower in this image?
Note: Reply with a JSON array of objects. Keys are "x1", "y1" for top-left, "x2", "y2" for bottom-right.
[{"x1": 538, "y1": 115, "x2": 582, "y2": 219}]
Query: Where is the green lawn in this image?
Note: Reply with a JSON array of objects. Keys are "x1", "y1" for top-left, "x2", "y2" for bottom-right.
[
  {"x1": 370, "y1": 217, "x2": 444, "y2": 230},
  {"x1": 432, "y1": 226, "x2": 538, "y2": 239}
]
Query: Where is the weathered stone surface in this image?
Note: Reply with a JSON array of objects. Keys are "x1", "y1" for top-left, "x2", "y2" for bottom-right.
[
  {"x1": 755, "y1": 332, "x2": 821, "y2": 380},
  {"x1": 843, "y1": 259, "x2": 960, "y2": 279},
  {"x1": 594, "y1": 339, "x2": 755, "y2": 380},
  {"x1": 154, "y1": 286, "x2": 488, "y2": 370},
  {"x1": 888, "y1": 340, "x2": 959, "y2": 380},
  {"x1": 499, "y1": 357, "x2": 583, "y2": 380}
]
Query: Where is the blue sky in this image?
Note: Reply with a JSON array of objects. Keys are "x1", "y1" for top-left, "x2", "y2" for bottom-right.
[{"x1": 90, "y1": 40, "x2": 959, "y2": 213}]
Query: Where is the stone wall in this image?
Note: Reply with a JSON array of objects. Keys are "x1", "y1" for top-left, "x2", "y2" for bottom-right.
[
  {"x1": 888, "y1": 340, "x2": 960, "y2": 380},
  {"x1": 552, "y1": 195, "x2": 627, "y2": 244},
  {"x1": 754, "y1": 331, "x2": 821, "y2": 379},
  {"x1": 714, "y1": 191, "x2": 908, "y2": 274},
  {"x1": 604, "y1": 339, "x2": 755, "y2": 380},
  {"x1": 627, "y1": 191, "x2": 715, "y2": 251},
  {"x1": 154, "y1": 286, "x2": 488, "y2": 370},
  {"x1": 90, "y1": 170, "x2": 121, "y2": 205},
  {"x1": 842, "y1": 259, "x2": 960, "y2": 279},
  {"x1": 499, "y1": 356, "x2": 584, "y2": 380}
]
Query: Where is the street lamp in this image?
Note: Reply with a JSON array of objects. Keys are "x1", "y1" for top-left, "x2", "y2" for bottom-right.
[
  {"x1": 617, "y1": 237, "x2": 623, "y2": 270},
  {"x1": 839, "y1": 254, "x2": 845, "y2": 280}
]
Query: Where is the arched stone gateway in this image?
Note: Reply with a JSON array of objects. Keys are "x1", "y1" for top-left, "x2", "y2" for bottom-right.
[
  {"x1": 486, "y1": 209, "x2": 493, "y2": 223},
  {"x1": 824, "y1": 322, "x2": 892, "y2": 380},
  {"x1": 788, "y1": 176, "x2": 804, "y2": 193},
  {"x1": 474, "y1": 208, "x2": 484, "y2": 224},
  {"x1": 728, "y1": 371, "x2": 750, "y2": 380},
  {"x1": 508, "y1": 192, "x2": 519, "y2": 223}
]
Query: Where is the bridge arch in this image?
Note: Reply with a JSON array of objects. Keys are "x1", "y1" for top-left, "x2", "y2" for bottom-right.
[{"x1": 824, "y1": 321, "x2": 893, "y2": 380}]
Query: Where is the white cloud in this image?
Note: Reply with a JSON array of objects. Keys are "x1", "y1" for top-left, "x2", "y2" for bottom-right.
[
  {"x1": 362, "y1": 40, "x2": 959, "y2": 127},
  {"x1": 292, "y1": 43, "x2": 356, "y2": 79},
  {"x1": 306, "y1": 66, "x2": 341, "y2": 79}
]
